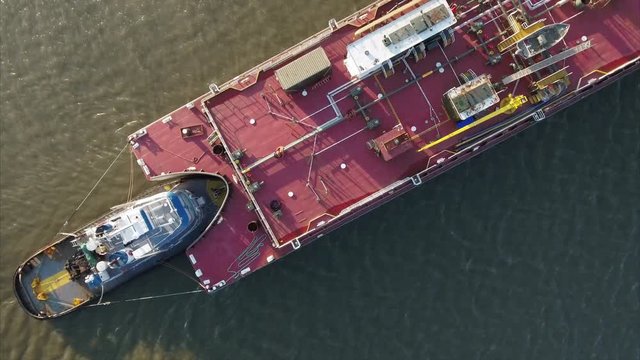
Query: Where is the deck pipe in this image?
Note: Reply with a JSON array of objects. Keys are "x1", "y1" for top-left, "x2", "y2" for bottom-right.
[{"x1": 242, "y1": 32, "x2": 506, "y2": 174}]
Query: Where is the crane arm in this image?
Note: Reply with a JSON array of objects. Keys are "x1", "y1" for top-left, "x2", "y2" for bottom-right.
[{"x1": 418, "y1": 95, "x2": 528, "y2": 152}]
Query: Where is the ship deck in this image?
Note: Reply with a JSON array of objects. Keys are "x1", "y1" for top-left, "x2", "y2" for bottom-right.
[{"x1": 129, "y1": 0, "x2": 640, "y2": 289}]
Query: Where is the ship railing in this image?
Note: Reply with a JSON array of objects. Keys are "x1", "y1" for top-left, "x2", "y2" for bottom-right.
[
  {"x1": 576, "y1": 56, "x2": 640, "y2": 92},
  {"x1": 260, "y1": 54, "x2": 640, "y2": 250},
  {"x1": 202, "y1": 0, "x2": 393, "y2": 102},
  {"x1": 279, "y1": 104, "x2": 547, "y2": 250},
  {"x1": 201, "y1": 103, "x2": 281, "y2": 246},
  {"x1": 523, "y1": 0, "x2": 553, "y2": 10},
  {"x1": 198, "y1": 0, "x2": 397, "y2": 247},
  {"x1": 275, "y1": 177, "x2": 413, "y2": 249},
  {"x1": 131, "y1": 1, "x2": 396, "y2": 136}
]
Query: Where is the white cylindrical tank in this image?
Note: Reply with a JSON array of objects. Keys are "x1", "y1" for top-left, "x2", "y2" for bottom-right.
[
  {"x1": 85, "y1": 239, "x2": 98, "y2": 251},
  {"x1": 96, "y1": 261, "x2": 111, "y2": 281},
  {"x1": 123, "y1": 248, "x2": 135, "y2": 263},
  {"x1": 96, "y1": 261, "x2": 108, "y2": 272}
]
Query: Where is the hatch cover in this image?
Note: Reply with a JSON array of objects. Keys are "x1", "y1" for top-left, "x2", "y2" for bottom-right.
[{"x1": 275, "y1": 47, "x2": 331, "y2": 92}]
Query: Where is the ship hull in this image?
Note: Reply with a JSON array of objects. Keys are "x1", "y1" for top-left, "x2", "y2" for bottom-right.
[
  {"x1": 192, "y1": 56, "x2": 638, "y2": 295},
  {"x1": 290, "y1": 59, "x2": 639, "y2": 249},
  {"x1": 125, "y1": 0, "x2": 639, "y2": 297}
]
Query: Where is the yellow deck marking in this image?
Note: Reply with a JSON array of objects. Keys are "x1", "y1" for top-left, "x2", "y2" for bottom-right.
[
  {"x1": 422, "y1": 70, "x2": 434, "y2": 79},
  {"x1": 34, "y1": 270, "x2": 71, "y2": 294},
  {"x1": 418, "y1": 95, "x2": 528, "y2": 152}
]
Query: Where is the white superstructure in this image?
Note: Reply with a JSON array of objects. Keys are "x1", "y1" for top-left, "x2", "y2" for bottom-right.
[{"x1": 344, "y1": 0, "x2": 456, "y2": 78}]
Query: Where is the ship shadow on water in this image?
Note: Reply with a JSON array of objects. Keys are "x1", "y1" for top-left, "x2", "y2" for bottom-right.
[
  {"x1": 47, "y1": 256, "x2": 221, "y2": 359},
  {"x1": 44, "y1": 74, "x2": 639, "y2": 360}
]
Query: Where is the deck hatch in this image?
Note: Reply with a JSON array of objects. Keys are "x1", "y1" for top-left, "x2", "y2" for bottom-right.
[
  {"x1": 443, "y1": 74, "x2": 499, "y2": 121},
  {"x1": 275, "y1": 47, "x2": 331, "y2": 92}
]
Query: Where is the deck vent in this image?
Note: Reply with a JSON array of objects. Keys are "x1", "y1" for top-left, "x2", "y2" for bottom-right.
[
  {"x1": 247, "y1": 221, "x2": 259, "y2": 233},
  {"x1": 275, "y1": 47, "x2": 332, "y2": 92},
  {"x1": 269, "y1": 199, "x2": 283, "y2": 218},
  {"x1": 209, "y1": 83, "x2": 220, "y2": 94},
  {"x1": 248, "y1": 181, "x2": 263, "y2": 193},
  {"x1": 212, "y1": 144, "x2": 225, "y2": 155},
  {"x1": 329, "y1": 18, "x2": 338, "y2": 31}
]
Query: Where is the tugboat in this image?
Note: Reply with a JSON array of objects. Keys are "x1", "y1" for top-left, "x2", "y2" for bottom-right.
[{"x1": 12, "y1": 173, "x2": 229, "y2": 319}]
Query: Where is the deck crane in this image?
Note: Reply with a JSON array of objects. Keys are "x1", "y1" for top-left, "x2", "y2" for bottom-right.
[{"x1": 417, "y1": 94, "x2": 528, "y2": 152}]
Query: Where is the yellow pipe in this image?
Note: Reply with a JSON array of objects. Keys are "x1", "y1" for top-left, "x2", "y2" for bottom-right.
[{"x1": 418, "y1": 95, "x2": 528, "y2": 152}]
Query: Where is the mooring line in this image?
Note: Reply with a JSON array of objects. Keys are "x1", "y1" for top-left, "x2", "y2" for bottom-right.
[
  {"x1": 161, "y1": 262, "x2": 206, "y2": 289},
  {"x1": 86, "y1": 288, "x2": 205, "y2": 308},
  {"x1": 57, "y1": 143, "x2": 129, "y2": 233}
]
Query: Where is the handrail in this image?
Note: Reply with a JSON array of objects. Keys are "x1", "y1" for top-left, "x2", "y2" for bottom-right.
[
  {"x1": 200, "y1": 106, "x2": 280, "y2": 247},
  {"x1": 354, "y1": 0, "x2": 428, "y2": 39},
  {"x1": 202, "y1": 0, "x2": 394, "y2": 104},
  {"x1": 276, "y1": 58, "x2": 640, "y2": 249}
]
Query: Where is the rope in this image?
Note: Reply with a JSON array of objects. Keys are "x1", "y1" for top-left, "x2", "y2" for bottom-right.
[
  {"x1": 86, "y1": 288, "x2": 205, "y2": 308},
  {"x1": 1, "y1": 299, "x2": 15, "y2": 307},
  {"x1": 57, "y1": 143, "x2": 129, "y2": 233},
  {"x1": 161, "y1": 262, "x2": 206, "y2": 289},
  {"x1": 86, "y1": 261, "x2": 206, "y2": 309},
  {"x1": 127, "y1": 150, "x2": 135, "y2": 202},
  {"x1": 96, "y1": 282, "x2": 105, "y2": 306}
]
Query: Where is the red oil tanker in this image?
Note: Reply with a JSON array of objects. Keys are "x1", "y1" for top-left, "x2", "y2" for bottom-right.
[{"x1": 107, "y1": 0, "x2": 640, "y2": 295}]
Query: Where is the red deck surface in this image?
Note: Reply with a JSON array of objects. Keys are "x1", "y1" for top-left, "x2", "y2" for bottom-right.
[{"x1": 130, "y1": 0, "x2": 640, "y2": 290}]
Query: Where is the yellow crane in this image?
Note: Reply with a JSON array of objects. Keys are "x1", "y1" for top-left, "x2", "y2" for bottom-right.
[
  {"x1": 497, "y1": 13, "x2": 546, "y2": 53},
  {"x1": 418, "y1": 94, "x2": 528, "y2": 152}
]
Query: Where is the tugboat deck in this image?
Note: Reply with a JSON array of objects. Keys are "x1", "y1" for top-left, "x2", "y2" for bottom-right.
[{"x1": 129, "y1": 0, "x2": 640, "y2": 290}]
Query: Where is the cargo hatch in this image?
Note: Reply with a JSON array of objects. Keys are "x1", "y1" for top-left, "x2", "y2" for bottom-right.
[{"x1": 275, "y1": 47, "x2": 331, "y2": 92}]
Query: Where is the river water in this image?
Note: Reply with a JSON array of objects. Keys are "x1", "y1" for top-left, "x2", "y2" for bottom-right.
[{"x1": 1, "y1": 1, "x2": 638, "y2": 359}]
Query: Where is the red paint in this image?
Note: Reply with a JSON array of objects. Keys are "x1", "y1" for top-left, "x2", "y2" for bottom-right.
[{"x1": 129, "y1": 0, "x2": 640, "y2": 290}]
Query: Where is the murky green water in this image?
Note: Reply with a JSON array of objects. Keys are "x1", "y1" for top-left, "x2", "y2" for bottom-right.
[{"x1": 1, "y1": 1, "x2": 638, "y2": 359}]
